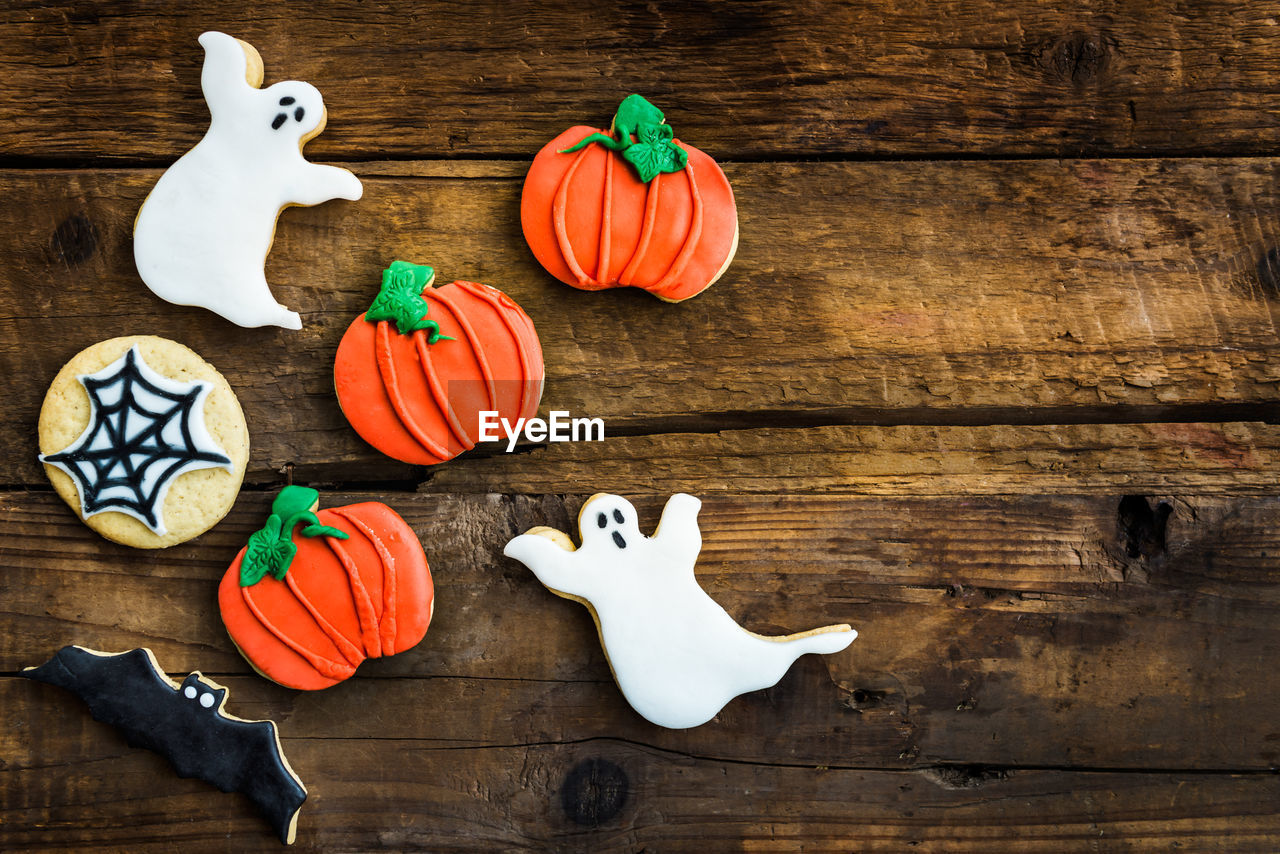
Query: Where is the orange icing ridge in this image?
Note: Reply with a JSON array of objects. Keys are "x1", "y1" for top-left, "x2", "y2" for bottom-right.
[
  {"x1": 554, "y1": 146, "x2": 597, "y2": 288},
  {"x1": 326, "y1": 532, "x2": 382, "y2": 659},
  {"x1": 413, "y1": 327, "x2": 472, "y2": 453},
  {"x1": 333, "y1": 313, "x2": 438, "y2": 465},
  {"x1": 619, "y1": 170, "x2": 663, "y2": 286},
  {"x1": 454, "y1": 280, "x2": 541, "y2": 419},
  {"x1": 432, "y1": 287, "x2": 497, "y2": 414},
  {"x1": 597, "y1": 153, "x2": 615, "y2": 284},
  {"x1": 283, "y1": 571, "x2": 365, "y2": 667},
  {"x1": 241, "y1": 585, "x2": 356, "y2": 682},
  {"x1": 335, "y1": 277, "x2": 545, "y2": 466},
  {"x1": 333, "y1": 507, "x2": 400, "y2": 657},
  {"x1": 375, "y1": 321, "x2": 453, "y2": 461},
  {"x1": 522, "y1": 126, "x2": 737, "y2": 300},
  {"x1": 651, "y1": 161, "x2": 704, "y2": 298},
  {"x1": 219, "y1": 501, "x2": 434, "y2": 691}
]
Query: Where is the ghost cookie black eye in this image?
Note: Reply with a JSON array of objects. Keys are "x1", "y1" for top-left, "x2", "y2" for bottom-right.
[
  {"x1": 294, "y1": 106, "x2": 306, "y2": 122},
  {"x1": 597, "y1": 512, "x2": 607, "y2": 528},
  {"x1": 279, "y1": 96, "x2": 295, "y2": 106},
  {"x1": 613, "y1": 509, "x2": 624, "y2": 524}
]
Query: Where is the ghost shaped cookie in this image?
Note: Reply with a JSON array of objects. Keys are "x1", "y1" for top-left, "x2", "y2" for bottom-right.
[
  {"x1": 504, "y1": 493, "x2": 857, "y2": 728},
  {"x1": 133, "y1": 31, "x2": 363, "y2": 329}
]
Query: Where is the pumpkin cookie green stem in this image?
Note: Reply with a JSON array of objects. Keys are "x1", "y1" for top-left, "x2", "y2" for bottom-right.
[
  {"x1": 364, "y1": 260, "x2": 455, "y2": 343},
  {"x1": 240, "y1": 485, "x2": 349, "y2": 587},
  {"x1": 559, "y1": 94, "x2": 690, "y2": 184}
]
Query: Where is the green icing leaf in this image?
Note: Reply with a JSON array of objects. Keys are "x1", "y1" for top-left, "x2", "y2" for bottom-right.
[
  {"x1": 239, "y1": 487, "x2": 350, "y2": 587},
  {"x1": 556, "y1": 95, "x2": 689, "y2": 184},
  {"x1": 366, "y1": 261, "x2": 434, "y2": 335},
  {"x1": 622, "y1": 122, "x2": 688, "y2": 183},
  {"x1": 365, "y1": 261, "x2": 456, "y2": 343},
  {"x1": 241, "y1": 515, "x2": 297, "y2": 586},
  {"x1": 638, "y1": 122, "x2": 674, "y2": 144}
]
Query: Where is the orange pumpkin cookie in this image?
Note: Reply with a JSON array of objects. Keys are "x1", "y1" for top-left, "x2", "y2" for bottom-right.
[
  {"x1": 334, "y1": 261, "x2": 544, "y2": 465},
  {"x1": 521, "y1": 94, "x2": 738, "y2": 302},
  {"x1": 218, "y1": 486, "x2": 434, "y2": 690}
]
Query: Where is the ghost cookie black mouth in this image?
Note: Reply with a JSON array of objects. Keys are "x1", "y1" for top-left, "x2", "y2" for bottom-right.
[
  {"x1": 596, "y1": 505, "x2": 629, "y2": 548},
  {"x1": 272, "y1": 95, "x2": 306, "y2": 130}
]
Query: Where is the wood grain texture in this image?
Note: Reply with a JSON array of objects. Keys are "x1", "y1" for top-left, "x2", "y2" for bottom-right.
[
  {"x1": 7, "y1": 2, "x2": 1280, "y2": 848},
  {"x1": 5, "y1": 1, "x2": 1280, "y2": 161},
  {"x1": 5, "y1": 158, "x2": 1280, "y2": 484},
  {"x1": 4, "y1": 727, "x2": 1279, "y2": 852},
  {"x1": 5, "y1": 488, "x2": 1279, "y2": 773},
  {"x1": 423, "y1": 421, "x2": 1280, "y2": 496}
]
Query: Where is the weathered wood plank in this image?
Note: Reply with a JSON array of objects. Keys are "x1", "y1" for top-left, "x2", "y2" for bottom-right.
[
  {"x1": 5, "y1": 489, "x2": 1278, "y2": 771},
  {"x1": 5, "y1": 1, "x2": 1280, "y2": 161},
  {"x1": 3, "y1": 725, "x2": 1278, "y2": 852},
  {"x1": 423, "y1": 422, "x2": 1280, "y2": 496},
  {"x1": 4, "y1": 159, "x2": 1280, "y2": 484}
]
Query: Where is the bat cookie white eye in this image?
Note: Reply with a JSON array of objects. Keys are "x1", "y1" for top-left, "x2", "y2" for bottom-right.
[
  {"x1": 200, "y1": 693, "x2": 215, "y2": 708},
  {"x1": 183, "y1": 685, "x2": 198, "y2": 699}
]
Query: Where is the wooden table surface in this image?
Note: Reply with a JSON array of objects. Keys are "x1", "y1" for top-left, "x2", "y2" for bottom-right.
[{"x1": 4, "y1": 1, "x2": 1280, "y2": 850}]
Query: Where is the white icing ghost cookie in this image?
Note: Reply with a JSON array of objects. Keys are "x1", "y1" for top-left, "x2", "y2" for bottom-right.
[
  {"x1": 133, "y1": 31, "x2": 363, "y2": 329},
  {"x1": 503, "y1": 493, "x2": 857, "y2": 729}
]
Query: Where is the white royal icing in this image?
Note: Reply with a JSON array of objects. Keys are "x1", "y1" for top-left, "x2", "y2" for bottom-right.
[
  {"x1": 133, "y1": 31, "x2": 363, "y2": 329},
  {"x1": 504, "y1": 493, "x2": 857, "y2": 729},
  {"x1": 39, "y1": 345, "x2": 233, "y2": 536}
]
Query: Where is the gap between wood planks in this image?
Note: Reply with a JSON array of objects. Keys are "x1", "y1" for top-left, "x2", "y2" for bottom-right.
[
  {"x1": 4, "y1": 401, "x2": 1276, "y2": 494},
  {"x1": 16, "y1": 150, "x2": 1280, "y2": 171},
  {"x1": 0, "y1": 702, "x2": 1272, "y2": 783}
]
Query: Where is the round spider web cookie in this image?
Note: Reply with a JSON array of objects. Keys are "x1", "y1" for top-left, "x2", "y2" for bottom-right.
[{"x1": 37, "y1": 336, "x2": 249, "y2": 548}]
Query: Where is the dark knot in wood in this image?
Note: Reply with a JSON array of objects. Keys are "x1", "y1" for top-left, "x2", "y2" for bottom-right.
[
  {"x1": 1117, "y1": 495, "x2": 1172, "y2": 561},
  {"x1": 846, "y1": 687, "x2": 889, "y2": 711},
  {"x1": 1035, "y1": 31, "x2": 1114, "y2": 85},
  {"x1": 1254, "y1": 246, "x2": 1280, "y2": 297},
  {"x1": 50, "y1": 213, "x2": 98, "y2": 266},
  {"x1": 560, "y1": 757, "x2": 628, "y2": 826}
]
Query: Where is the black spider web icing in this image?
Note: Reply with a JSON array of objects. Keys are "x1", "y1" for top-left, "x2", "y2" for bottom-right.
[{"x1": 40, "y1": 347, "x2": 232, "y2": 533}]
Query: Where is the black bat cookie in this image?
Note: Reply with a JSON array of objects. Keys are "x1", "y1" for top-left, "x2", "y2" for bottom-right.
[{"x1": 24, "y1": 646, "x2": 306, "y2": 844}]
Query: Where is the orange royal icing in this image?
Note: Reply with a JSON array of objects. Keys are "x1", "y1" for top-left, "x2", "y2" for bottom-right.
[
  {"x1": 219, "y1": 502, "x2": 434, "y2": 690},
  {"x1": 522, "y1": 126, "x2": 737, "y2": 302},
  {"x1": 334, "y1": 279, "x2": 544, "y2": 465}
]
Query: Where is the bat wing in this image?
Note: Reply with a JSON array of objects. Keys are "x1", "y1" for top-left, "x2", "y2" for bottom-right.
[
  {"x1": 23, "y1": 646, "x2": 177, "y2": 745},
  {"x1": 181, "y1": 710, "x2": 307, "y2": 845},
  {"x1": 24, "y1": 646, "x2": 306, "y2": 845}
]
